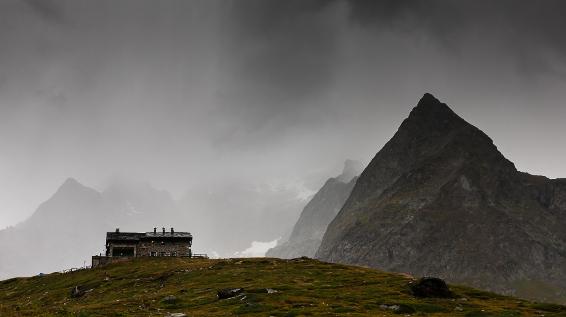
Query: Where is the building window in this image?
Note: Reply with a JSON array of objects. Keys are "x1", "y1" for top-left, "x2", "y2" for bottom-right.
[
  {"x1": 150, "y1": 251, "x2": 157, "y2": 257},
  {"x1": 112, "y1": 247, "x2": 134, "y2": 257}
]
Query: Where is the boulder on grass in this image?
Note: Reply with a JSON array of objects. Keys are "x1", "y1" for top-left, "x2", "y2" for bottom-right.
[
  {"x1": 410, "y1": 277, "x2": 452, "y2": 298},
  {"x1": 162, "y1": 295, "x2": 177, "y2": 304},
  {"x1": 217, "y1": 288, "x2": 244, "y2": 299},
  {"x1": 70, "y1": 286, "x2": 85, "y2": 298}
]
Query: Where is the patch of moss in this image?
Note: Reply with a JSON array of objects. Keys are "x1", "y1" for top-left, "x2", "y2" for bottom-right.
[
  {"x1": 531, "y1": 302, "x2": 566, "y2": 313},
  {"x1": 464, "y1": 310, "x2": 493, "y2": 317},
  {"x1": 410, "y1": 302, "x2": 450, "y2": 313}
]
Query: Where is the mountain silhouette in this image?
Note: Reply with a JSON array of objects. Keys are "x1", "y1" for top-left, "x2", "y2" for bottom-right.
[{"x1": 317, "y1": 93, "x2": 566, "y2": 303}]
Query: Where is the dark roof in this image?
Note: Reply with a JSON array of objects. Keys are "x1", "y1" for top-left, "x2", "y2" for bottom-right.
[
  {"x1": 106, "y1": 231, "x2": 192, "y2": 242},
  {"x1": 106, "y1": 232, "x2": 145, "y2": 241}
]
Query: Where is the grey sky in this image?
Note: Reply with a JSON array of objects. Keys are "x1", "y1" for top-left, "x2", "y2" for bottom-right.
[{"x1": 1, "y1": 0, "x2": 566, "y2": 228}]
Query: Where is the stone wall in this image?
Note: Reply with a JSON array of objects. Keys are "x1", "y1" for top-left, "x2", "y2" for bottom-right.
[
  {"x1": 91, "y1": 255, "x2": 132, "y2": 268},
  {"x1": 137, "y1": 241, "x2": 191, "y2": 257}
]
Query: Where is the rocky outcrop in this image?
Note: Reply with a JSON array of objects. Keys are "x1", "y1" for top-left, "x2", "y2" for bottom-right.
[
  {"x1": 410, "y1": 277, "x2": 452, "y2": 298},
  {"x1": 316, "y1": 93, "x2": 566, "y2": 303},
  {"x1": 266, "y1": 161, "x2": 361, "y2": 259}
]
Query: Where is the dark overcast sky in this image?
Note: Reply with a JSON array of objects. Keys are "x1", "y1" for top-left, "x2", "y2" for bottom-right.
[{"x1": 1, "y1": 0, "x2": 566, "y2": 228}]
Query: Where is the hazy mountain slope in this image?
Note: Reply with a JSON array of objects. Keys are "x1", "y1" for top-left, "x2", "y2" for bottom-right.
[
  {"x1": 0, "y1": 178, "x2": 181, "y2": 279},
  {"x1": 266, "y1": 160, "x2": 361, "y2": 258},
  {"x1": 0, "y1": 174, "x2": 309, "y2": 279},
  {"x1": 317, "y1": 93, "x2": 566, "y2": 303},
  {"x1": 0, "y1": 179, "x2": 114, "y2": 278},
  {"x1": 3, "y1": 257, "x2": 566, "y2": 316},
  {"x1": 102, "y1": 179, "x2": 180, "y2": 230},
  {"x1": 179, "y1": 182, "x2": 307, "y2": 257}
]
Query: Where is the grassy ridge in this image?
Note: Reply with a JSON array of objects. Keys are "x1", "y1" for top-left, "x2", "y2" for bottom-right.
[{"x1": 1, "y1": 257, "x2": 565, "y2": 316}]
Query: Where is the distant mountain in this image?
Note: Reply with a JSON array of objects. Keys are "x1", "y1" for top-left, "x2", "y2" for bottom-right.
[
  {"x1": 102, "y1": 178, "x2": 179, "y2": 229},
  {"x1": 317, "y1": 93, "x2": 566, "y2": 303},
  {"x1": 0, "y1": 177, "x2": 307, "y2": 278},
  {"x1": 179, "y1": 181, "x2": 307, "y2": 257},
  {"x1": 0, "y1": 178, "x2": 113, "y2": 278},
  {"x1": 266, "y1": 160, "x2": 361, "y2": 259},
  {"x1": 0, "y1": 178, "x2": 181, "y2": 279}
]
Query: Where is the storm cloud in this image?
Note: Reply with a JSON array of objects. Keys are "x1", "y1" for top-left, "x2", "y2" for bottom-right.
[{"x1": 1, "y1": 0, "x2": 566, "y2": 228}]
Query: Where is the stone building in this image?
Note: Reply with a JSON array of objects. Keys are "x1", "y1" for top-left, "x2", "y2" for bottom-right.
[{"x1": 92, "y1": 227, "x2": 195, "y2": 268}]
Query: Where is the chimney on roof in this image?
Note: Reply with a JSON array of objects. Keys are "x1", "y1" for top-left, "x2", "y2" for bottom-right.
[
  {"x1": 154, "y1": 227, "x2": 157, "y2": 234},
  {"x1": 171, "y1": 227, "x2": 174, "y2": 234},
  {"x1": 115, "y1": 228, "x2": 120, "y2": 233},
  {"x1": 162, "y1": 227, "x2": 165, "y2": 235}
]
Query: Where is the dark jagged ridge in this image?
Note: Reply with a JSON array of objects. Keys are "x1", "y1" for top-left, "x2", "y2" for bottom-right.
[
  {"x1": 316, "y1": 93, "x2": 566, "y2": 303},
  {"x1": 267, "y1": 160, "x2": 361, "y2": 258}
]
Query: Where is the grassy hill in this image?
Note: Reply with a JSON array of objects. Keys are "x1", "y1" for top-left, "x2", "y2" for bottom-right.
[{"x1": 1, "y1": 257, "x2": 565, "y2": 316}]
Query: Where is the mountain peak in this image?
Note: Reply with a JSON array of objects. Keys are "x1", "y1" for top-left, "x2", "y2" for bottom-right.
[
  {"x1": 62, "y1": 177, "x2": 81, "y2": 187},
  {"x1": 420, "y1": 92, "x2": 438, "y2": 103},
  {"x1": 337, "y1": 159, "x2": 363, "y2": 183},
  {"x1": 54, "y1": 177, "x2": 95, "y2": 197},
  {"x1": 58, "y1": 177, "x2": 85, "y2": 191},
  {"x1": 317, "y1": 94, "x2": 557, "y2": 301},
  {"x1": 411, "y1": 93, "x2": 458, "y2": 120},
  {"x1": 394, "y1": 93, "x2": 471, "y2": 140}
]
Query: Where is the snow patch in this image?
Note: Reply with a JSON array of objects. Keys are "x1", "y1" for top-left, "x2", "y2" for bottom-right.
[{"x1": 233, "y1": 238, "x2": 279, "y2": 257}]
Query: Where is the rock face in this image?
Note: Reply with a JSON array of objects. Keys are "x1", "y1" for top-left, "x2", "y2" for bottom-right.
[
  {"x1": 266, "y1": 160, "x2": 361, "y2": 259},
  {"x1": 316, "y1": 93, "x2": 566, "y2": 303}
]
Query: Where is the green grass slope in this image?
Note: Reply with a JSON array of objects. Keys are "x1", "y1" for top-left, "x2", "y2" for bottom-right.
[{"x1": 1, "y1": 257, "x2": 565, "y2": 316}]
